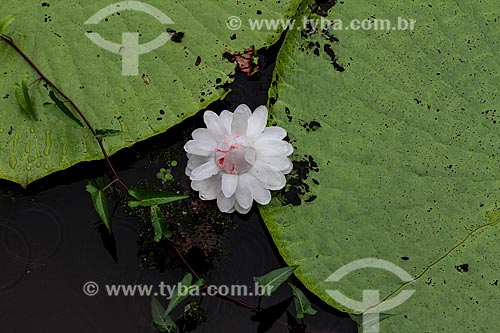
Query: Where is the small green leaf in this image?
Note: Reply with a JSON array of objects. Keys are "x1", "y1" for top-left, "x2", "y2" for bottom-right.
[
  {"x1": 165, "y1": 273, "x2": 204, "y2": 315},
  {"x1": 151, "y1": 296, "x2": 166, "y2": 323},
  {"x1": 95, "y1": 129, "x2": 122, "y2": 140},
  {"x1": 289, "y1": 284, "x2": 317, "y2": 319},
  {"x1": 86, "y1": 178, "x2": 111, "y2": 233},
  {"x1": 48, "y1": 90, "x2": 84, "y2": 127},
  {"x1": 151, "y1": 205, "x2": 171, "y2": 242},
  {"x1": 180, "y1": 272, "x2": 195, "y2": 288},
  {"x1": 166, "y1": 273, "x2": 193, "y2": 315},
  {"x1": 253, "y1": 266, "x2": 298, "y2": 295},
  {"x1": 13, "y1": 78, "x2": 36, "y2": 120},
  {"x1": 0, "y1": 13, "x2": 16, "y2": 36},
  {"x1": 128, "y1": 188, "x2": 188, "y2": 207},
  {"x1": 151, "y1": 297, "x2": 176, "y2": 332}
]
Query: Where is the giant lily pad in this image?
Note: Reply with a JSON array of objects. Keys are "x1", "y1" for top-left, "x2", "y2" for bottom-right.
[
  {"x1": 0, "y1": 0, "x2": 300, "y2": 186},
  {"x1": 261, "y1": 0, "x2": 500, "y2": 331}
]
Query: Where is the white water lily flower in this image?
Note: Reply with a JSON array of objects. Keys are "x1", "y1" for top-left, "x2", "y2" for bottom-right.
[{"x1": 184, "y1": 104, "x2": 293, "y2": 214}]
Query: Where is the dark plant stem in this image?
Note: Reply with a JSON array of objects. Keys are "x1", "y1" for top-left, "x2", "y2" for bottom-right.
[
  {"x1": 172, "y1": 243, "x2": 255, "y2": 310},
  {"x1": 0, "y1": 34, "x2": 128, "y2": 191}
]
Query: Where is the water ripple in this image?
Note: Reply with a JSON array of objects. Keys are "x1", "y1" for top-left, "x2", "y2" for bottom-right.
[
  {"x1": 7, "y1": 203, "x2": 64, "y2": 264},
  {"x1": 0, "y1": 220, "x2": 30, "y2": 296}
]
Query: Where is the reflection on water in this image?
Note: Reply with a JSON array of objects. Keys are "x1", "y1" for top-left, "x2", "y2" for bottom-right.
[{"x1": 0, "y1": 172, "x2": 356, "y2": 332}]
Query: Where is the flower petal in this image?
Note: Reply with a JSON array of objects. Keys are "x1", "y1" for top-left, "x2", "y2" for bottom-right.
[
  {"x1": 249, "y1": 161, "x2": 286, "y2": 190},
  {"x1": 186, "y1": 155, "x2": 211, "y2": 177},
  {"x1": 257, "y1": 156, "x2": 293, "y2": 173},
  {"x1": 192, "y1": 128, "x2": 217, "y2": 146},
  {"x1": 231, "y1": 104, "x2": 251, "y2": 135},
  {"x1": 186, "y1": 106, "x2": 293, "y2": 214},
  {"x1": 254, "y1": 139, "x2": 293, "y2": 157},
  {"x1": 246, "y1": 105, "x2": 268, "y2": 137},
  {"x1": 248, "y1": 176, "x2": 271, "y2": 205},
  {"x1": 191, "y1": 174, "x2": 221, "y2": 200},
  {"x1": 235, "y1": 173, "x2": 253, "y2": 209},
  {"x1": 221, "y1": 173, "x2": 238, "y2": 197},
  {"x1": 234, "y1": 201, "x2": 252, "y2": 214},
  {"x1": 219, "y1": 110, "x2": 233, "y2": 133},
  {"x1": 190, "y1": 160, "x2": 220, "y2": 181},
  {"x1": 282, "y1": 162, "x2": 293, "y2": 174},
  {"x1": 204, "y1": 111, "x2": 228, "y2": 140},
  {"x1": 187, "y1": 155, "x2": 211, "y2": 171},
  {"x1": 184, "y1": 140, "x2": 215, "y2": 156},
  {"x1": 259, "y1": 126, "x2": 287, "y2": 140},
  {"x1": 217, "y1": 193, "x2": 235, "y2": 213}
]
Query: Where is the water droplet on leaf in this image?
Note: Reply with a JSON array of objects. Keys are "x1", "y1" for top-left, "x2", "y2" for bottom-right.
[{"x1": 9, "y1": 156, "x2": 17, "y2": 169}]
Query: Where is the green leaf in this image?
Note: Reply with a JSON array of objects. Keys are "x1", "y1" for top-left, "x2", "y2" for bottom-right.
[
  {"x1": 13, "y1": 78, "x2": 36, "y2": 120},
  {"x1": 150, "y1": 205, "x2": 171, "y2": 242},
  {"x1": 289, "y1": 284, "x2": 317, "y2": 319},
  {"x1": 261, "y1": 0, "x2": 500, "y2": 331},
  {"x1": 165, "y1": 273, "x2": 204, "y2": 315},
  {"x1": 253, "y1": 266, "x2": 297, "y2": 295},
  {"x1": 48, "y1": 90, "x2": 84, "y2": 127},
  {"x1": 95, "y1": 129, "x2": 122, "y2": 140},
  {"x1": 151, "y1": 297, "x2": 176, "y2": 332},
  {"x1": 0, "y1": 0, "x2": 301, "y2": 186},
  {"x1": 0, "y1": 13, "x2": 16, "y2": 36},
  {"x1": 86, "y1": 178, "x2": 111, "y2": 233},
  {"x1": 128, "y1": 188, "x2": 188, "y2": 208}
]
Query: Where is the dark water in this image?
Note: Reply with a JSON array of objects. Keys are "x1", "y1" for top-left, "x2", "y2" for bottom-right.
[{"x1": 0, "y1": 41, "x2": 357, "y2": 333}]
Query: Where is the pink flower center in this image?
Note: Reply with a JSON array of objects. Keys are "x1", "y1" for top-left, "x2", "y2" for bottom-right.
[{"x1": 215, "y1": 135, "x2": 255, "y2": 174}]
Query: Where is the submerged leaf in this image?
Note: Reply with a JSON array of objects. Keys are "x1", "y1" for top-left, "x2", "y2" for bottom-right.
[
  {"x1": 151, "y1": 297, "x2": 176, "y2": 332},
  {"x1": 289, "y1": 284, "x2": 317, "y2": 319},
  {"x1": 253, "y1": 266, "x2": 298, "y2": 295},
  {"x1": 86, "y1": 178, "x2": 111, "y2": 233},
  {"x1": 128, "y1": 188, "x2": 188, "y2": 207},
  {"x1": 13, "y1": 78, "x2": 36, "y2": 120},
  {"x1": 165, "y1": 273, "x2": 204, "y2": 315},
  {"x1": 150, "y1": 205, "x2": 171, "y2": 242},
  {"x1": 48, "y1": 90, "x2": 84, "y2": 127},
  {"x1": 95, "y1": 129, "x2": 122, "y2": 140},
  {"x1": 0, "y1": 13, "x2": 16, "y2": 36}
]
